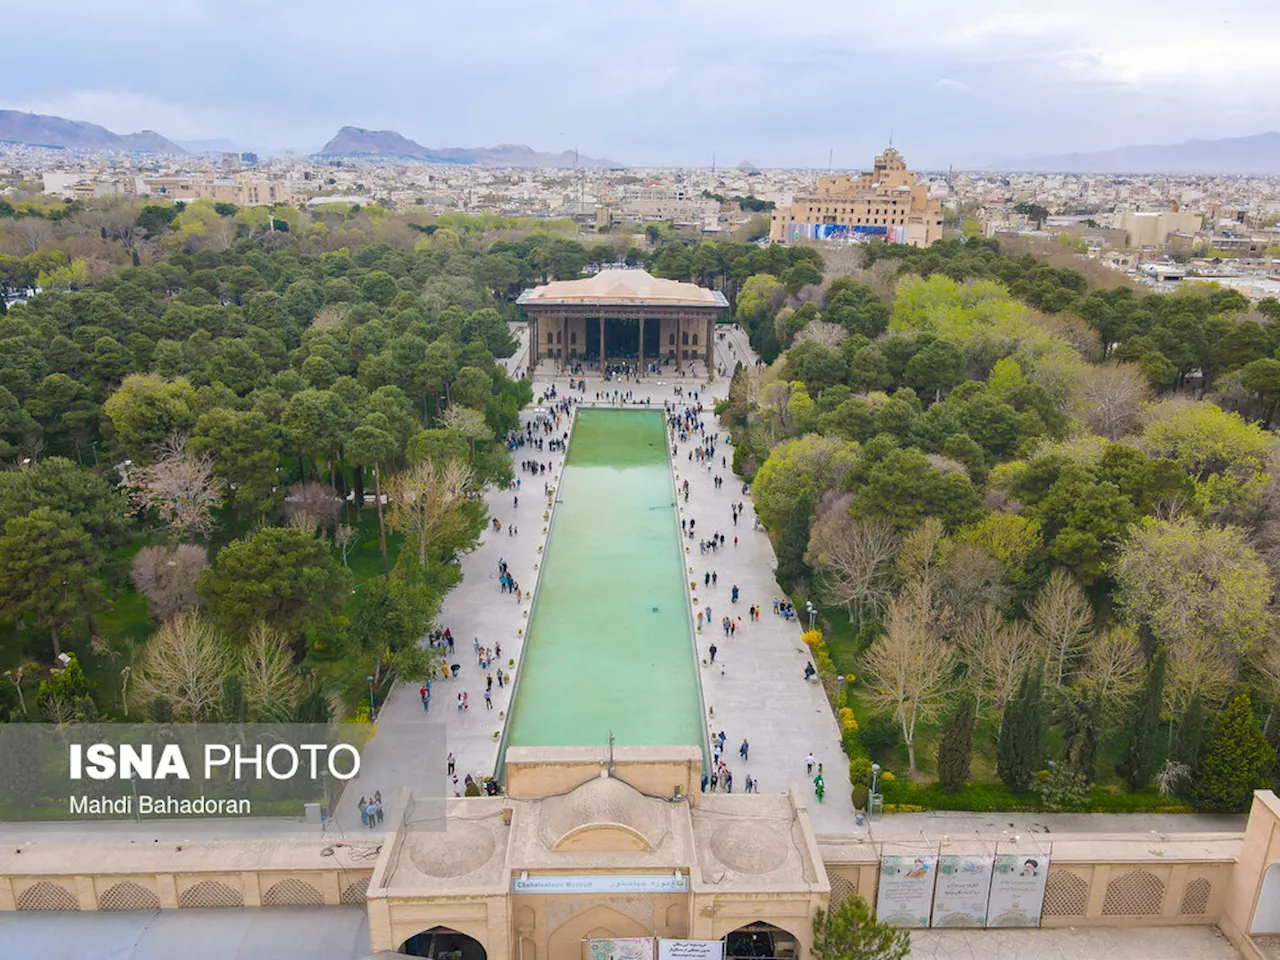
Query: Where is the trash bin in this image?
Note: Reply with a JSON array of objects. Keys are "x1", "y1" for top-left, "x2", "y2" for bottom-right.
[{"x1": 855, "y1": 813, "x2": 866, "y2": 826}]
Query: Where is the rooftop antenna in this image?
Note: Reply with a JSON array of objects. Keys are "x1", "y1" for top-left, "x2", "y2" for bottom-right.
[
  {"x1": 889, "y1": 128, "x2": 894, "y2": 148},
  {"x1": 607, "y1": 731, "x2": 616, "y2": 778},
  {"x1": 712, "y1": 151, "x2": 716, "y2": 175},
  {"x1": 828, "y1": 148, "x2": 833, "y2": 172}
]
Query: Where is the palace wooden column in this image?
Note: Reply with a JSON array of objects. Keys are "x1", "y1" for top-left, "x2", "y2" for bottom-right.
[
  {"x1": 706, "y1": 316, "x2": 715, "y2": 376},
  {"x1": 560, "y1": 315, "x2": 567, "y2": 371},
  {"x1": 529, "y1": 316, "x2": 537, "y2": 375},
  {"x1": 638, "y1": 316, "x2": 645, "y2": 378},
  {"x1": 600, "y1": 316, "x2": 606, "y2": 373}
]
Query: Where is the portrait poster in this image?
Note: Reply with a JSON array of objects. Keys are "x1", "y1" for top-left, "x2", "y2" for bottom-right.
[
  {"x1": 876, "y1": 853, "x2": 938, "y2": 927},
  {"x1": 929, "y1": 854, "x2": 993, "y2": 927},
  {"x1": 986, "y1": 853, "x2": 1050, "y2": 927}
]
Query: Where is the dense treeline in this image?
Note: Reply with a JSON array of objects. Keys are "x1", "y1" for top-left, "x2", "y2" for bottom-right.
[
  {"x1": 725, "y1": 237, "x2": 1280, "y2": 812},
  {"x1": 0, "y1": 194, "x2": 824, "y2": 727}
]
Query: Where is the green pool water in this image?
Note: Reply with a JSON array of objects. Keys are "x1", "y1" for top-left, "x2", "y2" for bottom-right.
[{"x1": 504, "y1": 408, "x2": 704, "y2": 751}]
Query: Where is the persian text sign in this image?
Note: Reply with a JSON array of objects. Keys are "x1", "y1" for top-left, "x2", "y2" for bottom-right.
[
  {"x1": 876, "y1": 853, "x2": 937, "y2": 927},
  {"x1": 511, "y1": 874, "x2": 688, "y2": 894},
  {"x1": 658, "y1": 941, "x2": 723, "y2": 960},
  {"x1": 930, "y1": 854, "x2": 993, "y2": 927},
  {"x1": 986, "y1": 853, "x2": 1050, "y2": 927}
]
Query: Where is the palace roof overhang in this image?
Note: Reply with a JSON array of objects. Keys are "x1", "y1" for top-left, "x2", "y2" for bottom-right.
[{"x1": 517, "y1": 269, "x2": 728, "y2": 311}]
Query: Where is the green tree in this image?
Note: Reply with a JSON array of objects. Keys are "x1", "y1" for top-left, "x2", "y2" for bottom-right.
[
  {"x1": 997, "y1": 662, "x2": 1044, "y2": 791},
  {"x1": 349, "y1": 575, "x2": 440, "y2": 685},
  {"x1": 0, "y1": 507, "x2": 103, "y2": 660},
  {"x1": 811, "y1": 897, "x2": 910, "y2": 960},
  {"x1": 937, "y1": 694, "x2": 975, "y2": 790},
  {"x1": 196, "y1": 527, "x2": 351, "y2": 650},
  {"x1": 1239, "y1": 358, "x2": 1280, "y2": 424},
  {"x1": 190, "y1": 408, "x2": 282, "y2": 532},
  {"x1": 103, "y1": 373, "x2": 197, "y2": 462},
  {"x1": 0, "y1": 457, "x2": 129, "y2": 548},
  {"x1": 774, "y1": 494, "x2": 813, "y2": 594},
  {"x1": 1191, "y1": 693, "x2": 1274, "y2": 812},
  {"x1": 751, "y1": 435, "x2": 860, "y2": 531},
  {"x1": 1120, "y1": 648, "x2": 1166, "y2": 791}
]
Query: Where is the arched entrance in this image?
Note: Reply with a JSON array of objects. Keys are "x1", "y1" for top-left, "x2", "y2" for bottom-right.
[
  {"x1": 723, "y1": 922, "x2": 798, "y2": 960},
  {"x1": 547, "y1": 905, "x2": 648, "y2": 960},
  {"x1": 401, "y1": 925, "x2": 488, "y2": 960}
]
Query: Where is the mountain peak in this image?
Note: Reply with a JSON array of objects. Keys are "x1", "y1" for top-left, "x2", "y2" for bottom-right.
[
  {"x1": 995, "y1": 131, "x2": 1280, "y2": 175},
  {"x1": 0, "y1": 109, "x2": 185, "y2": 154},
  {"x1": 316, "y1": 126, "x2": 620, "y2": 168}
]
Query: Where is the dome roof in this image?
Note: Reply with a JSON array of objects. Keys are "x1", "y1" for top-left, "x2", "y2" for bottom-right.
[
  {"x1": 407, "y1": 819, "x2": 497, "y2": 878},
  {"x1": 709, "y1": 820, "x2": 789, "y2": 875},
  {"x1": 541, "y1": 776, "x2": 668, "y2": 851}
]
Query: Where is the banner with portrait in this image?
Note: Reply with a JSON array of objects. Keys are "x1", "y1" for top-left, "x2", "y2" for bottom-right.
[
  {"x1": 876, "y1": 853, "x2": 937, "y2": 927},
  {"x1": 985, "y1": 853, "x2": 1050, "y2": 927}
]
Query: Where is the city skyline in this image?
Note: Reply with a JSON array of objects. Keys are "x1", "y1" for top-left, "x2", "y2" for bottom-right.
[{"x1": 3, "y1": 1, "x2": 1280, "y2": 166}]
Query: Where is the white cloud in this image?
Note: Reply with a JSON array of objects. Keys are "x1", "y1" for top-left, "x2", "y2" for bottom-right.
[{"x1": 934, "y1": 79, "x2": 971, "y2": 94}]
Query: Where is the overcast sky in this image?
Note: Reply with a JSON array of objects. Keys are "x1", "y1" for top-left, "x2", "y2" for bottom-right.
[{"x1": 3, "y1": 0, "x2": 1279, "y2": 167}]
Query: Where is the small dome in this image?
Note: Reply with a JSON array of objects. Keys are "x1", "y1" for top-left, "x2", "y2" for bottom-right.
[
  {"x1": 408, "y1": 820, "x2": 497, "y2": 878},
  {"x1": 709, "y1": 821, "x2": 789, "y2": 875},
  {"x1": 542, "y1": 777, "x2": 667, "y2": 851}
]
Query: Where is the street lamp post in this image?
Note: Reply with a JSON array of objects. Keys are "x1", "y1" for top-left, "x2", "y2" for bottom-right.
[
  {"x1": 836, "y1": 675, "x2": 846, "y2": 703},
  {"x1": 367, "y1": 675, "x2": 375, "y2": 719},
  {"x1": 870, "y1": 763, "x2": 881, "y2": 821},
  {"x1": 805, "y1": 601, "x2": 816, "y2": 632}
]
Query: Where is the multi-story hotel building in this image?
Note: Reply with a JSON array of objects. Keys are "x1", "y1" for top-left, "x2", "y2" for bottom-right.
[{"x1": 769, "y1": 148, "x2": 943, "y2": 247}]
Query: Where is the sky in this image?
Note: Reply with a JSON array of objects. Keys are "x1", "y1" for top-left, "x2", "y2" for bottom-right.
[{"x1": 3, "y1": 0, "x2": 1280, "y2": 168}]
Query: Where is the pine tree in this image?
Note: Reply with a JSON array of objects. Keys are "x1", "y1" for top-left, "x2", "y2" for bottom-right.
[
  {"x1": 1191, "y1": 693, "x2": 1275, "y2": 813},
  {"x1": 812, "y1": 895, "x2": 910, "y2": 960},
  {"x1": 1056, "y1": 685, "x2": 1102, "y2": 784},
  {"x1": 937, "y1": 695, "x2": 975, "y2": 791},
  {"x1": 774, "y1": 494, "x2": 813, "y2": 593},
  {"x1": 1121, "y1": 648, "x2": 1166, "y2": 791},
  {"x1": 1172, "y1": 695, "x2": 1206, "y2": 771},
  {"x1": 997, "y1": 662, "x2": 1043, "y2": 791}
]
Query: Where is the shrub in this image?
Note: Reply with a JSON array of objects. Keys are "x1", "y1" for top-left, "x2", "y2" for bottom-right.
[
  {"x1": 849, "y1": 757, "x2": 873, "y2": 786},
  {"x1": 803, "y1": 629, "x2": 824, "y2": 649},
  {"x1": 843, "y1": 727, "x2": 868, "y2": 760},
  {"x1": 860, "y1": 713, "x2": 901, "y2": 759},
  {"x1": 1035, "y1": 767, "x2": 1088, "y2": 810},
  {"x1": 852, "y1": 783, "x2": 869, "y2": 810},
  {"x1": 838, "y1": 706, "x2": 858, "y2": 732},
  {"x1": 1191, "y1": 693, "x2": 1275, "y2": 813}
]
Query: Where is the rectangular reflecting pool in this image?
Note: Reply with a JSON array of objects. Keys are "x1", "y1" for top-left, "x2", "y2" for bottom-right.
[{"x1": 504, "y1": 408, "x2": 704, "y2": 750}]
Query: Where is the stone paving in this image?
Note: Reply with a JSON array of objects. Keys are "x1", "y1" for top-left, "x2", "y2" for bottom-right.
[
  {"x1": 347, "y1": 334, "x2": 855, "y2": 832},
  {"x1": 906, "y1": 925, "x2": 1239, "y2": 959}
]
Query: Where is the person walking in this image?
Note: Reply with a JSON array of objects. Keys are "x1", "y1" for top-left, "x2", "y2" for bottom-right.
[
  {"x1": 374, "y1": 791, "x2": 384, "y2": 825},
  {"x1": 484, "y1": 689, "x2": 493, "y2": 709},
  {"x1": 740, "y1": 738, "x2": 749, "y2": 761},
  {"x1": 358, "y1": 797, "x2": 369, "y2": 828},
  {"x1": 447, "y1": 752, "x2": 455, "y2": 775},
  {"x1": 806, "y1": 752, "x2": 816, "y2": 775},
  {"x1": 709, "y1": 643, "x2": 717, "y2": 664}
]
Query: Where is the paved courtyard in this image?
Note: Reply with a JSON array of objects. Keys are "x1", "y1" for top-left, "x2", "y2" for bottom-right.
[{"x1": 907, "y1": 925, "x2": 1239, "y2": 959}]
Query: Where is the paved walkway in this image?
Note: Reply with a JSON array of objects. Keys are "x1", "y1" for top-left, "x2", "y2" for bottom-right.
[
  {"x1": 907, "y1": 925, "x2": 1239, "y2": 959},
  {"x1": 343, "y1": 341, "x2": 856, "y2": 832}
]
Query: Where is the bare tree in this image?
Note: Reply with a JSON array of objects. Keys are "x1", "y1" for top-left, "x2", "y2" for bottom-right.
[
  {"x1": 124, "y1": 434, "x2": 224, "y2": 541},
  {"x1": 939, "y1": 545, "x2": 1013, "y2": 636},
  {"x1": 861, "y1": 581, "x2": 954, "y2": 774},
  {"x1": 3, "y1": 661, "x2": 39, "y2": 715},
  {"x1": 7, "y1": 217, "x2": 54, "y2": 253},
  {"x1": 804, "y1": 494, "x2": 898, "y2": 619},
  {"x1": 440, "y1": 404, "x2": 493, "y2": 459},
  {"x1": 240, "y1": 623, "x2": 299, "y2": 721},
  {"x1": 896, "y1": 518, "x2": 952, "y2": 589},
  {"x1": 958, "y1": 606, "x2": 1043, "y2": 718},
  {"x1": 1077, "y1": 363, "x2": 1152, "y2": 440},
  {"x1": 1030, "y1": 569, "x2": 1094, "y2": 686},
  {"x1": 130, "y1": 544, "x2": 208, "y2": 620},
  {"x1": 385, "y1": 458, "x2": 473, "y2": 565},
  {"x1": 133, "y1": 612, "x2": 230, "y2": 721},
  {"x1": 1080, "y1": 626, "x2": 1145, "y2": 720},
  {"x1": 283, "y1": 481, "x2": 342, "y2": 536},
  {"x1": 333, "y1": 524, "x2": 361, "y2": 567},
  {"x1": 793, "y1": 320, "x2": 848, "y2": 351}
]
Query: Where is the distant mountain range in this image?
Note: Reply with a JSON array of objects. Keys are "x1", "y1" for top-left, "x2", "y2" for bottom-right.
[
  {"x1": 0, "y1": 109, "x2": 185, "y2": 154},
  {"x1": 994, "y1": 132, "x2": 1280, "y2": 175},
  {"x1": 316, "y1": 126, "x2": 621, "y2": 167}
]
